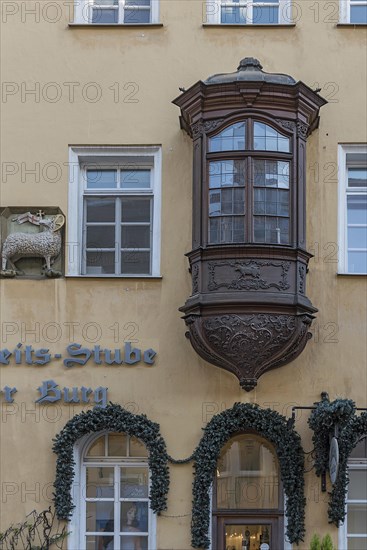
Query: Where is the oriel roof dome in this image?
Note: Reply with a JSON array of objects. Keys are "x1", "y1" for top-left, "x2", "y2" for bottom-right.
[{"x1": 205, "y1": 57, "x2": 296, "y2": 85}]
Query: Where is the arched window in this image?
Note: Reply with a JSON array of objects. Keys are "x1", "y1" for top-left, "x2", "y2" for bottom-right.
[
  {"x1": 342, "y1": 436, "x2": 367, "y2": 550},
  {"x1": 213, "y1": 433, "x2": 284, "y2": 550},
  {"x1": 78, "y1": 432, "x2": 155, "y2": 550},
  {"x1": 208, "y1": 120, "x2": 291, "y2": 245}
]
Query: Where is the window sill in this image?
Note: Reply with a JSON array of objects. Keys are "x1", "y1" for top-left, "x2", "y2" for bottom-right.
[
  {"x1": 202, "y1": 23, "x2": 296, "y2": 28},
  {"x1": 68, "y1": 23, "x2": 163, "y2": 28},
  {"x1": 65, "y1": 274, "x2": 163, "y2": 279},
  {"x1": 336, "y1": 23, "x2": 367, "y2": 27},
  {"x1": 337, "y1": 272, "x2": 367, "y2": 277}
]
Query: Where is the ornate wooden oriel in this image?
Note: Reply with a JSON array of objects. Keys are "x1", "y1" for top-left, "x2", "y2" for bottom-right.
[{"x1": 173, "y1": 58, "x2": 327, "y2": 391}]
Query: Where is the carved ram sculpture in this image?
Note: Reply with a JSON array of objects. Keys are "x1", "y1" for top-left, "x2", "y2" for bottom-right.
[{"x1": 1, "y1": 212, "x2": 65, "y2": 278}]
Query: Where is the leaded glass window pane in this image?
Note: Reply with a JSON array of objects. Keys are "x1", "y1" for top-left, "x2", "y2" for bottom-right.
[
  {"x1": 254, "y1": 160, "x2": 289, "y2": 188},
  {"x1": 254, "y1": 215, "x2": 289, "y2": 244},
  {"x1": 209, "y1": 122, "x2": 246, "y2": 152},
  {"x1": 209, "y1": 188, "x2": 245, "y2": 216},
  {"x1": 254, "y1": 122, "x2": 290, "y2": 152},
  {"x1": 209, "y1": 160, "x2": 245, "y2": 187},
  {"x1": 209, "y1": 216, "x2": 245, "y2": 244}
]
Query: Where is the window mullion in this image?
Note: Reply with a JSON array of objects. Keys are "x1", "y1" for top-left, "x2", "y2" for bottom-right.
[
  {"x1": 81, "y1": 463, "x2": 87, "y2": 548},
  {"x1": 214, "y1": 0, "x2": 221, "y2": 23},
  {"x1": 149, "y1": 194, "x2": 153, "y2": 274},
  {"x1": 247, "y1": 156, "x2": 253, "y2": 242},
  {"x1": 339, "y1": 0, "x2": 349, "y2": 22},
  {"x1": 247, "y1": 120, "x2": 253, "y2": 243},
  {"x1": 278, "y1": 0, "x2": 287, "y2": 24},
  {"x1": 87, "y1": 0, "x2": 94, "y2": 24},
  {"x1": 115, "y1": 464, "x2": 120, "y2": 548},
  {"x1": 247, "y1": 0, "x2": 253, "y2": 23},
  {"x1": 116, "y1": 197, "x2": 122, "y2": 275},
  {"x1": 151, "y1": 0, "x2": 157, "y2": 22},
  {"x1": 118, "y1": 0, "x2": 124, "y2": 23},
  {"x1": 338, "y1": 145, "x2": 348, "y2": 273},
  {"x1": 82, "y1": 198, "x2": 87, "y2": 275}
]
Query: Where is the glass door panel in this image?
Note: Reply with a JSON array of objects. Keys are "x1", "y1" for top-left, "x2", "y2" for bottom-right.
[{"x1": 225, "y1": 524, "x2": 271, "y2": 550}]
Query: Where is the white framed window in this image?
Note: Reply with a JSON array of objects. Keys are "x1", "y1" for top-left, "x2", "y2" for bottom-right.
[
  {"x1": 204, "y1": 0, "x2": 293, "y2": 25},
  {"x1": 340, "y1": 0, "x2": 367, "y2": 23},
  {"x1": 68, "y1": 146, "x2": 162, "y2": 277},
  {"x1": 73, "y1": 0, "x2": 159, "y2": 24},
  {"x1": 339, "y1": 437, "x2": 367, "y2": 550},
  {"x1": 338, "y1": 144, "x2": 367, "y2": 274},
  {"x1": 69, "y1": 432, "x2": 156, "y2": 550}
]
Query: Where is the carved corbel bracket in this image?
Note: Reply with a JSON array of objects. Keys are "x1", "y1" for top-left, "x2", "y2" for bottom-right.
[{"x1": 184, "y1": 313, "x2": 313, "y2": 391}]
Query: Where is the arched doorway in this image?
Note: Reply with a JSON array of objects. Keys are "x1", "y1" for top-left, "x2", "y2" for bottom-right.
[{"x1": 213, "y1": 433, "x2": 284, "y2": 550}]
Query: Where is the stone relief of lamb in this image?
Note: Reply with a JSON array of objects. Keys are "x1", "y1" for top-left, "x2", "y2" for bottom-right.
[{"x1": 1, "y1": 211, "x2": 65, "y2": 278}]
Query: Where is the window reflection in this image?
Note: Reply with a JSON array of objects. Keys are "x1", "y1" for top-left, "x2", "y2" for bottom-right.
[
  {"x1": 209, "y1": 123, "x2": 246, "y2": 152},
  {"x1": 254, "y1": 122, "x2": 290, "y2": 152},
  {"x1": 216, "y1": 434, "x2": 279, "y2": 509}
]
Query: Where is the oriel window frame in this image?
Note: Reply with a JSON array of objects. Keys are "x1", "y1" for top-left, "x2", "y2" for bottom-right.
[{"x1": 205, "y1": 117, "x2": 294, "y2": 247}]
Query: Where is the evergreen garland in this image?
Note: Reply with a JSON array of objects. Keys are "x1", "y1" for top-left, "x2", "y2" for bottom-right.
[
  {"x1": 52, "y1": 401, "x2": 341, "y2": 548},
  {"x1": 308, "y1": 398, "x2": 367, "y2": 526},
  {"x1": 52, "y1": 403, "x2": 169, "y2": 520},
  {"x1": 308, "y1": 397, "x2": 356, "y2": 477},
  {"x1": 191, "y1": 402, "x2": 306, "y2": 548}
]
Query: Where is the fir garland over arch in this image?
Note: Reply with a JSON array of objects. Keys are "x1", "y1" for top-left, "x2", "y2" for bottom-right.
[
  {"x1": 52, "y1": 403, "x2": 169, "y2": 520},
  {"x1": 308, "y1": 397, "x2": 367, "y2": 526},
  {"x1": 191, "y1": 402, "x2": 306, "y2": 548}
]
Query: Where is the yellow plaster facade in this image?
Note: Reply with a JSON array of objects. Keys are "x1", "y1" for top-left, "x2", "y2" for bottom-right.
[{"x1": 0, "y1": 1, "x2": 366, "y2": 549}]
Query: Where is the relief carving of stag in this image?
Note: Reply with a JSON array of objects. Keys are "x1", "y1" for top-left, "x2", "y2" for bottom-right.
[{"x1": 1, "y1": 212, "x2": 65, "y2": 278}]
